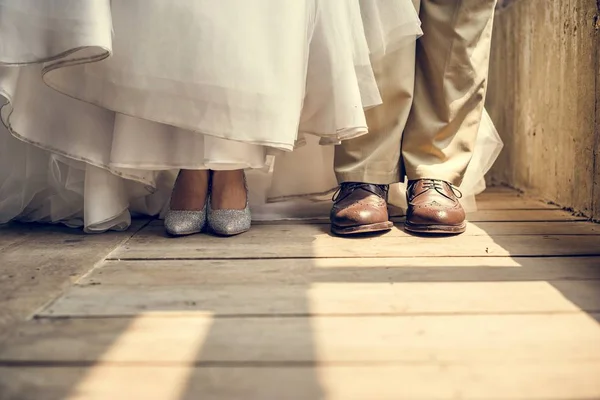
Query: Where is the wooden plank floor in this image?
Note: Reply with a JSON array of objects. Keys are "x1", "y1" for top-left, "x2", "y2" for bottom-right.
[{"x1": 1, "y1": 187, "x2": 600, "y2": 400}]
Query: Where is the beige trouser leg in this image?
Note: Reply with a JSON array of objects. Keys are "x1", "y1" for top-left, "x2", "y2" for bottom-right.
[
  {"x1": 333, "y1": 8, "x2": 418, "y2": 184},
  {"x1": 403, "y1": 0, "x2": 497, "y2": 185},
  {"x1": 335, "y1": 0, "x2": 496, "y2": 186}
]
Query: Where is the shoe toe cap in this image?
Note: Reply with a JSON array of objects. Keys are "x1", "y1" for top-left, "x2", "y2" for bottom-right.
[
  {"x1": 331, "y1": 202, "x2": 389, "y2": 227},
  {"x1": 208, "y1": 209, "x2": 251, "y2": 236},
  {"x1": 407, "y1": 205, "x2": 465, "y2": 226},
  {"x1": 164, "y1": 210, "x2": 206, "y2": 235}
]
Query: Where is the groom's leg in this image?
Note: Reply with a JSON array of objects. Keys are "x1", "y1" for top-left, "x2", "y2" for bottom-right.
[
  {"x1": 330, "y1": 37, "x2": 417, "y2": 235},
  {"x1": 402, "y1": 0, "x2": 497, "y2": 234},
  {"x1": 403, "y1": 0, "x2": 496, "y2": 183},
  {"x1": 333, "y1": 33, "x2": 417, "y2": 185}
]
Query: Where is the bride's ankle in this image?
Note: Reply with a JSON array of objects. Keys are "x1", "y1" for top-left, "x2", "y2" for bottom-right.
[
  {"x1": 210, "y1": 170, "x2": 247, "y2": 210},
  {"x1": 170, "y1": 169, "x2": 209, "y2": 211}
]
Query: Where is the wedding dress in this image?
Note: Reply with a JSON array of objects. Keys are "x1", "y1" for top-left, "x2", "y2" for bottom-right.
[{"x1": 0, "y1": 0, "x2": 502, "y2": 232}]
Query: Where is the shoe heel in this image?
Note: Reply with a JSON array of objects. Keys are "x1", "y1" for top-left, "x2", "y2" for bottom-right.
[{"x1": 207, "y1": 174, "x2": 251, "y2": 236}]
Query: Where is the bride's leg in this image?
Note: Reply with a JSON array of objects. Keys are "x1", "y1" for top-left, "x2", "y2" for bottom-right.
[
  {"x1": 164, "y1": 169, "x2": 210, "y2": 236},
  {"x1": 207, "y1": 169, "x2": 251, "y2": 236},
  {"x1": 202, "y1": 137, "x2": 260, "y2": 236},
  {"x1": 170, "y1": 169, "x2": 210, "y2": 211},
  {"x1": 210, "y1": 170, "x2": 247, "y2": 210}
]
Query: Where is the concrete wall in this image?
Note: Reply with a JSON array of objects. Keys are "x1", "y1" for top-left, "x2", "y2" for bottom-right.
[{"x1": 486, "y1": 0, "x2": 600, "y2": 219}]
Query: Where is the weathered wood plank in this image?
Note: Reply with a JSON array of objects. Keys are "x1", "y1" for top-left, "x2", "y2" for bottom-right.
[
  {"x1": 238, "y1": 188, "x2": 559, "y2": 222},
  {"x1": 463, "y1": 209, "x2": 585, "y2": 222},
  {"x1": 1, "y1": 362, "x2": 599, "y2": 400},
  {"x1": 112, "y1": 226, "x2": 600, "y2": 259},
  {"x1": 2, "y1": 314, "x2": 600, "y2": 363},
  {"x1": 254, "y1": 209, "x2": 584, "y2": 223},
  {"x1": 462, "y1": 221, "x2": 600, "y2": 235},
  {"x1": 146, "y1": 220, "x2": 600, "y2": 236},
  {"x1": 472, "y1": 198, "x2": 558, "y2": 210},
  {"x1": 0, "y1": 221, "x2": 148, "y2": 344},
  {"x1": 246, "y1": 200, "x2": 562, "y2": 223},
  {"x1": 38, "y1": 280, "x2": 600, "y2": 317},
  {"x1": 77, "y1": 257, "x2": 600, "y2": 287},
  {"x1": 168, "y1": 208, "x2": 579, "y2": 223},
  {"x1": 0, "y1": 223, "x2": 30, "y2": 252},
  {"x1": 464, "y1": 209, "x2": 584, "y2": 222}
]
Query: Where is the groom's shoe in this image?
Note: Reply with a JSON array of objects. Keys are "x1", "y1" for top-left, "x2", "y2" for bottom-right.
[
  {"x1": 405, "y1": 179, "x2": 466, "y2": 234},
  {"x1": 330, "y1": 183, "x2": 393, "y2": 235}
]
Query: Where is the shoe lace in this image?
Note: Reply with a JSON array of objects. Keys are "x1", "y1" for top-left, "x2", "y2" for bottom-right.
[
  {"x1": 332, "y1": 182, "x2": 388, "y2": 202},
  {"x1": 409, "y1": 179, "x2": 463, "y2": 201}
]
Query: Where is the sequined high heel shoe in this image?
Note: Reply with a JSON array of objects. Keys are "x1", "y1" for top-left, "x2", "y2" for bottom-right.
[
  {"x1": 164, "y1": 171, "x2": 209, "y2": 236},
  {"x1": 207, "y1": 173, "x2": 251, "y2": 236},
  {"x1": 164, "y1": 204, "x2": 207, "y2": 236}
]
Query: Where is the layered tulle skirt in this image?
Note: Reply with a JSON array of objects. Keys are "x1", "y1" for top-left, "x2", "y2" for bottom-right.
[{"x1": 0, "y1": 0, "x2": 501, "y2": 232}]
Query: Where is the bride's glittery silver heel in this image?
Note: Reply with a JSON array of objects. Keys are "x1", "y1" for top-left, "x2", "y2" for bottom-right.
[
  {"x1": 207, "y1": 174, "x2": 251, "y2": 236},
  {"x1": 164, "y1": 205, "x2": 207, "y2": 236},
  {"x1": 164, "y1": 171, "x2": 209, "y2": 236}
]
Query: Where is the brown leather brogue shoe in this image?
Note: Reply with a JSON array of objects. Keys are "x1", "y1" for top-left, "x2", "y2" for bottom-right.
[
  {"x1": 330, "y1": 183, "x2": 393, "y2": 235},
  {"x1": 405, "y1": 179, "x2": 466, "y2": 234}
]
